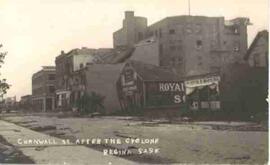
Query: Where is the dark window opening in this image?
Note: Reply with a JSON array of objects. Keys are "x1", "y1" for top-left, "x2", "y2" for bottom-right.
[
  {"x1": 159, "y1": 44, "x2": 163, "y2": 55},
  {"x1": 48, "y1": 74, "x2": 55, "y2": 80},
  {"x1": 170, "y1": 45, "x2": 176, "y2": 51},
  {"x1": 48, "y1": 86, "x2": 55, "y2": 93},
  {"x1": 211, "y1": 66, "x2": 221, "y2": 72},
  {"x1": 170, "y1": 57, "x2": 175, "y2": 66},
  {"x1": 169, "y1": 29, "x2": 175, "y2": 34},
  {"x1": 79, "y1": 63, "x2": 84, "y2": 69},
  {"x1": 138, "y1": 32, "x2": 143, "y2": 40},
  {"x1": 159, "y1": 28, "x2": 162, "y2": 38},
  {"x1": 155, "y1": 30, "x2": 158, "y2": 36},
  {"x1": 196, "y1": 40, "x2": 203, "y2": 49}
]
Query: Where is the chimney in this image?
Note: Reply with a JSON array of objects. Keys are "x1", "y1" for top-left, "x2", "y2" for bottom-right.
[{"x1": 61, "y1": 50, "x2": 65, "y2": 55}]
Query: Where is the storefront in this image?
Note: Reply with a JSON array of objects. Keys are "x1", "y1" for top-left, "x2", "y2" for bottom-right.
[{"x1": 185, "y1": 74, "x2": 221, "y2": 110}]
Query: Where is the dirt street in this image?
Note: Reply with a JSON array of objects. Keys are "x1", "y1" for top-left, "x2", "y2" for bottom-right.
[{"x1": 0, "y1": 113, "x2": 268, "y2": 164}]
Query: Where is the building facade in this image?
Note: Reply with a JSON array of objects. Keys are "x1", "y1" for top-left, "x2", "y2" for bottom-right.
[
  {"x1": 184, "y1": 73, "x2": 221, "y2": 110},
  {"x1": 69, "y1": 63, "x2": 125, "y2": 113},
  {"x1": 244, "y1": 30, "x2": 268, "y2": 67},
  {"x1": 55, "y1": 47, "x2": 96, "y2": 110},
  {"x1": 32, "y1": 66, "x2": 56, "y2": 112},
  {"x1": 114, "y1": 12, "x2": 251, "y2": 76},
  {"x1": 20, "y1": 95, "x2": 32, "y2": 111}
]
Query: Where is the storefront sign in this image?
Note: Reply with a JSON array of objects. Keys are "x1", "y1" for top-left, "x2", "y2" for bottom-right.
[{"x1": 185, "y1": 76, "x2": 220, "y2": 88}]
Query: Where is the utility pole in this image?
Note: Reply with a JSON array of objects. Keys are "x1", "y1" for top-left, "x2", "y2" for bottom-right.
[{"x1": 188, "y1": 0, "x2": 191, "y2": 16}]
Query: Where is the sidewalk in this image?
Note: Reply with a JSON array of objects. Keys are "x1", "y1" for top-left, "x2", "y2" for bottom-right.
[{"x1": 0, "y1": 120, "x2": 135, "y2": 165}]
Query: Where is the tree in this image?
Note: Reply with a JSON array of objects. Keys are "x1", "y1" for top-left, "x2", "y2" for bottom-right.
[{"x1": 0, "y1": 44, "x2": 9, "y2": 98}]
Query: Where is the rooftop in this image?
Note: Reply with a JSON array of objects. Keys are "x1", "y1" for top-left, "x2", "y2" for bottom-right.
[{"x1": 128, "y1": 60, "x2": 182, "y2": 81}]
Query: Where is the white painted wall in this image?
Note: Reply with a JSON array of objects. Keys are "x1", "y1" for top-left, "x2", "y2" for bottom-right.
[{"x1": 73, "y1": 54, "x2": 94, "y2": 71}]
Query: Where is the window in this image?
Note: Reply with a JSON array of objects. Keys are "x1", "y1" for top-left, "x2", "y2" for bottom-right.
[
  {"x1": 48, "y1": 86, "x2": 55, "y2": 93},
  {"x1": 170, "y1": 57, "x2": 175, "y2": 66},
  {"x1": 138, "y1": 32, "x2": 143, "y2": 40},
  {"x1": 234, "y1": 47, "x2": 239, "y2": 52},
  {"x1": 159, "y1": 44, "x2": 163, "y2": 55},
  {"x1": 234, "y1": 27, "x2": 239, "y2": 34},
  {"x1": 176, "y1": 57, "x2": 183, "y2": 64},
  {"x1": 177, "y1": 45, "x2": 182, "y2": 50},
  {"x1": 159, "y1": 28, "x2": 162, "y2": 38},
  {"x1": 194, "y1": 24, "x2": 202, "y2": 33},
  {"x1": 79, "y1": 63, "x2": 84, "y2": 69},
  {"x1": 48, "y1": 74, "x2": 55, "y2": 80},
  {"x1": 211, "y1": 66, "x2": 221, "y2": 72},
  {"x1": 169, "y1": 29, "x2": 175, "y2": 34},
  {"x1": 185, "y1": 25, "x2": 192, "y2": 34},
  {"x1": 233, "y1": 41, "x2": 240, "y2": 52},
  {"x1": 170, "y1": 45, "x2": 176, "y2": 51},
  {"x1": 196, "y1": 40, "x2": 203, "y2": 49}
]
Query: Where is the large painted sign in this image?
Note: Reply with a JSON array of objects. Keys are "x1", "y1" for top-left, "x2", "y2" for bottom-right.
[
  {"x1": 145, "y1": 81, "x2": 186, "y2": 107},
  {"x1": 120, "y1": 67, "x2": 137, "y2": 96}
]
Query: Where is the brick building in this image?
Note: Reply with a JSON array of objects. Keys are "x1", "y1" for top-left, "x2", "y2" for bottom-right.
[
  {"x1": 114, "y1": 11, "x2": 251, "y2": 76},
  {"x1": 32, "y1": 66, "x2": 56, "y2": 112},
  {"x1": 55, "y1": 47, "x2": 96, "y2": 110},
  {"x1": 20, "y1": 95, "x2": 32, "y2": 110},
  {"x1": 54, "y1": 47, "x2": 131, "y2": 110}
]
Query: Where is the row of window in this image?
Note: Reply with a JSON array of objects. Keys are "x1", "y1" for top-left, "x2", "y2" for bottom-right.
[
  {"x1": 33, "y1": 85, "x2": 55, "y2": 95},
  {"x1": 149, "y1": 24, "x2": 203, "y2": 37},
  {"x1": 166, "y1": 40, "x2": 240, "y2": 52},
  {"x1": 33, "y1": 74, "x2": 55, "y2": 84}
]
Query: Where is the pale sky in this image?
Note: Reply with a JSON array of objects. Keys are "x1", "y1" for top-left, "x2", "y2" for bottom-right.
[{"x1": 0, "y1": 0, "x2": 268, "y2": 100}]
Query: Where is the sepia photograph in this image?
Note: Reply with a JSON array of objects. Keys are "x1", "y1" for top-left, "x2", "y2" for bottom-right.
[{"x1": 0, "y1": 0, "x2": 268, "y2": 164}]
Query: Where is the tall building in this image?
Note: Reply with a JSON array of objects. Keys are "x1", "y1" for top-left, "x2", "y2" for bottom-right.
[
  {"x1": 32, "y1": 66, "x2": 56, "y2": 112},
  {"x1": 113, "y1": 11, "x2": 147, "y2": 48},
  {"x1": 113, "y1": 12, "x2": 251, "y2": 76}
]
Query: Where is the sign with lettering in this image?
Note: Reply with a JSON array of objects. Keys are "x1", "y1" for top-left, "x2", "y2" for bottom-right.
[
  {"x1": 185, "y1": 76, "x2": 220, "y2": 88},
  {"x1": 159, "y1": 82, "x2": 185, "y2": 92},
  {"x1": 145, "y1": 81, "x2": 185, "y2": 107}
]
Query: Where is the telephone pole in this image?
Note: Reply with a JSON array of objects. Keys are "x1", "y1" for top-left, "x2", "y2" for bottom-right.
[{"x1": 188, "y1": 0, "x2": 191, "y2": 16}]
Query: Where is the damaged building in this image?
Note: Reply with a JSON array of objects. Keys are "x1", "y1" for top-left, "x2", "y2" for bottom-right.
[{"x1": 113, "y1": 11, "x2": 251, "y2": 76}]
